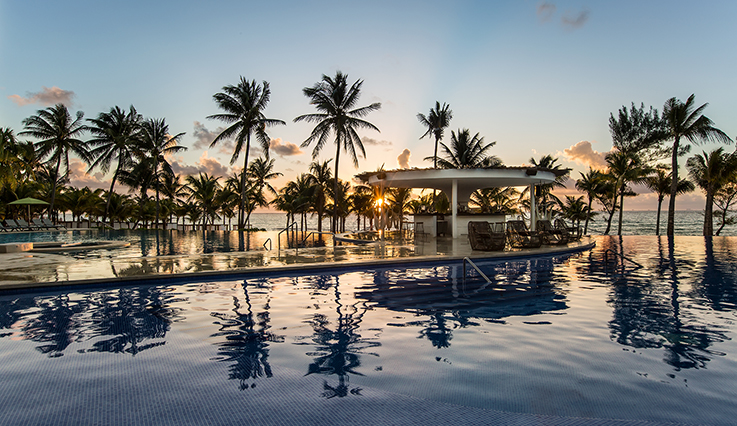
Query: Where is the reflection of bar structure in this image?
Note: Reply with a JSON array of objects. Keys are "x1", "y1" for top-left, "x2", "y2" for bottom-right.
[{"x1": 356, "y1": 166, "x2": 569, "y2": 238}]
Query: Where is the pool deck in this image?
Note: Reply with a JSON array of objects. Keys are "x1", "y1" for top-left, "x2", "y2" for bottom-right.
[{"x1": 0, "y1": 235, "x2": 595, "y2": 291}]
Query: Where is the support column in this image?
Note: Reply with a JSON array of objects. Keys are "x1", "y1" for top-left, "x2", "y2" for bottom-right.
[
  {"x1": 451, "y1": 179, "x2": 458, "y2": 238},
  {"x1": 529, "y1": 184, "x2": 537, "y2": 231}
]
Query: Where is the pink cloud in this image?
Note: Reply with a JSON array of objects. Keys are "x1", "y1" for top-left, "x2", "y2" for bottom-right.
[
  {"x1": 269, "y1": 138, "x2": 303, "y2": 157},
  {"x1": 8, "y1": 86, "x2": 75, "y2": 107},
  {"x1": 397, "y1": 148, "x2": 410, "y2": 169},
  {"x1": 562, "y1": 140, "x2": 608, "y2": 170}
]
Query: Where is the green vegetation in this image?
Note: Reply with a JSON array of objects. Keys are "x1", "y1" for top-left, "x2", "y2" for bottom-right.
[{"x1": 1, "y1": 85, "x2": 734, "y2": 237}]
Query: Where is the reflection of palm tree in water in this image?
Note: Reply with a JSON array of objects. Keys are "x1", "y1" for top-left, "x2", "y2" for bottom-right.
[
  {"x1": 301, "y1": 278, "x2": 380, "y2": 398},
  {"x1": 211, "y1": 287, "x2": 283, "y2": 390},
  {"x1": 608, "y1": 236, "x2": 728, "y2": 370}
]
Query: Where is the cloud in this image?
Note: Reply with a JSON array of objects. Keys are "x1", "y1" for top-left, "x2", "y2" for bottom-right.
[
  {"x1": 562, "y1": 8, "x2": 590, "y2": 29},
  {"x1": 270, "y1": 138, "x2": 303, "y2": 156},
  {"x1": 8, "y1": 86, "x2": 75, "y2": 107},
  {"x1": 171, "y1": 151, "x2": 231, "y2": 178},
  {"x1": 397, "y1": 149, "x2": 411, "y2": 169},
  {"x1": 67, "y1": 158, "x2": 110, "y2": 190},
  {"x1": 561, "y1": 140, "x2": 608, "y2": 170},
  {"x1": 192, "y1": 121, "x2": 233, "y2": 155},
  {"x1": 362, "y1": 136, "x2": 392, "y2": 147},
  {"x1": 537, "y1": 2, "x2": 556, "y2": 22}
]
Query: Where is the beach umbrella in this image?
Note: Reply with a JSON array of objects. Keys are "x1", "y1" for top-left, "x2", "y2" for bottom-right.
[{"x1": 8, "y1": 197, "x2": 49, "y2": 220}]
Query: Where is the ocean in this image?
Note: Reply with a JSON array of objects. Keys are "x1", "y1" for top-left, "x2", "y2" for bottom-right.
[{"x1": 247, "y1": 210, "x2": 734, "y2": 236}]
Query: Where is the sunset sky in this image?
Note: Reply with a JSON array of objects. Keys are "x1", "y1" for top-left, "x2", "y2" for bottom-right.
[{"x1": 2, "y1": 1, "x2": 736, "y2": 210}]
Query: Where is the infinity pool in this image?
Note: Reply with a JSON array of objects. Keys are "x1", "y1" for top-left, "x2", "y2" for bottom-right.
[{"x1": 1, "y1": 236, "x2": 735, "y2": 425}]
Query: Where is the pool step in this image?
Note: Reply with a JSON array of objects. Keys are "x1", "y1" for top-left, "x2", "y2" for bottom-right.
[{"x1": 0, "y1": 242, "x2": 33, "y2": 253}]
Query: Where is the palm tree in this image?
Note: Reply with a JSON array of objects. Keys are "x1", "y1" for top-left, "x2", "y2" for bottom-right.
[
  {"x1": 713, "y1": 181, "x2": 737, "y2": 236},
  {"x1": 644, "y1": 165, "x2": 694, "y2": 235},
  {"x1": 559, "y1": 195, "x2": 588, "y2": 234},
  {"x1": 386, "y1": 187, "x2": 413, "y2": 231},
  {"x1": 525, "y1": 155, "x2": 569, "y2": 221},
  {"x1": 208, "y1": 77, "x2": 285, "y2": 229},
  {"x1": 19, "y1": 104, "x2": 90, "y2": 218},
  {"x1": 663, "y1": 94, "x2": 731, "y2": 235},
  {"x1": 87, "y1": 105, "x2": 143, "y2": 225},
  {"x1": 184, "y1": 173, "x2": 222, "y2": 228},
  {"x1": 418, "y1": 102, "x2": 453, "y2": 170},
  {"x1": 575, "y1": 168, "x2": 603, "y2": 235},
  {"x1": 470, "y1": 187, "x2": 520, "y2": 214},
  {"x1": 295, "y1": 71, "x2": 381, "y2": 233},
  {"x1": 686, "y1": 148, "x2": 737, "y2": 236},
  {"x1": 307, "y1": 160, "x2": 333, "y2": 233},
  {"x1": 429, "y1": 129, "x2": 501, "y2": 169},
  {"x1": 245, "y1": 156, "x2": 282, "y2": 226},
  {"x1": 139, "y1": 118, "x2": 187, "y2": 228},
  {"x1": 605, "y1": 150, "x2": 653, "y2": 235}
]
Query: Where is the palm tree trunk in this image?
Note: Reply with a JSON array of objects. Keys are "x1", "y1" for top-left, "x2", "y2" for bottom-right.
[
  {"x1": 704, "y1": 190, "x2": 714, "y2": 236},
  {"x1": 617, "y1": 190, "x2": 624, "y2": 235},
  {"x1": 49, "y1": 156, "x2": 62, "y2": 221},
  {"x1": 105, "y1": 167, "x2": 120, "y2": 226},
  {"x1": 667, "y1": 138, "x2": 679, "y2": 236},
  {"x1": 239, "y1": 135, "x2": 251, "y2": 230},
  {"x1": 583, "y1": 197, "x2": 592, "y2": 235},
  {"x1": 333, "y1": 142, "x2": 341, "y2": 234},
  {"x1": 655, "y1": 197, "x2": 663, "y2": 236},
  {"x1": 716, "y1": 208, "x2": 727, "y2": 236},
  {"x1": 154, "y1": 161, "x2": 161, "y2": 229}
]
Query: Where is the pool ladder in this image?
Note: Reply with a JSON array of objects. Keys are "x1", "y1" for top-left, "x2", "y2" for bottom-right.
[{"x1": 462, "y1": 257, "x2": 492, "y2": 285}]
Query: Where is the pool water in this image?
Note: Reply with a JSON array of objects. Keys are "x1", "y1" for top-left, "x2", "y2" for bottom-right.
[{"x1": 1, "y1": 236, "x2": 736, "y2": 425}]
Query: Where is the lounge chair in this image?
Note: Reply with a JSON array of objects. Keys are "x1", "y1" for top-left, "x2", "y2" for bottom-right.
[
  {"x1": 16, "y1": 219, "x2": 42, "y2": 230},
  {"x1": 32, "y1": 218, "x2": 51, "y2": 230},
  {"x1": 506, "y1": 220, "x2": 542, "y2": 248},
  {"x1": 5, "y1": 219, "x2": 29, "y2": 231},
  {"x1": 41, "y1": 218, "x2": 66, "y2": 230},
  {"x1": 468, "y1": 221, "x2": 506, "y2": 251},
  {"x1": 537, "y1": 219, "x2": 569, "y2": 245}
]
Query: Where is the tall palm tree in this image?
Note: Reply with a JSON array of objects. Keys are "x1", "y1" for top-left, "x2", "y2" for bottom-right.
[
  {"x1": 307, "y1": 160, "x2": 333, "y2": 233},
  {"x1": 575, "y1": 168, "x2": 603, "y2": 235},
  {"x1": 427, "y1": 128, "x2": 501, "y2": 169},
  {"x1": 87, "y1": 105, "x2": 143, "y2": 225},
  {"x1": 295, "y1": 71, "x2": 381, "y2": 233},
  {"x1": 139, "y1": 118, "x2": 187, "y2": 228},
  {"x1": 686, "y1": 148, "x2": 737, "y2": 236},
  {"x1": 663, "y1": 94, "x2": 731, "y2": 235},
  {"x1": 20, "y1": 104, "x2": 90, "y2": 218},
  {"x1": 208, "y1": 77, "x2": 285, "y2": 229},
  {"x1": 644, "y1": 165, "x2": 694, "y2": 235},
  {"x1": 417, "y1": 102, "x2": 453, "y2": 170}
]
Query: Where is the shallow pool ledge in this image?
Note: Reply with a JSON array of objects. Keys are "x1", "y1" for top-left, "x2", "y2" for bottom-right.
[{"x1": 0, "y1": 237, "x2": 595, "y2": 292}]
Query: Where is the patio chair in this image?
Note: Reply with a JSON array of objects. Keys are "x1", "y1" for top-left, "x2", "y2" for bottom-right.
[
  {"x1": 468, "y1": 221, "x2": 506, "y2": 251},
  {"x1": 5, "y1": 219, "x2": 27, "y2": 231},
  {"x1": 41, "y1": 218, "x2": 66, "y2": 230},
  {"x1": 558, "y1": 219, "x2": 581, "y2": 241},
  {"x1": 537, "y1": 219, "x2": 569, "y2": 245},
  {"x1": 33, "y1": 218, "x2": 51, "y2": 230},
  {"x1": 506, "y1": 220, "x2": 542, "y2": 249},
  {"x1": 16, "y1": 219, "x2": 41, "y2": 230}
]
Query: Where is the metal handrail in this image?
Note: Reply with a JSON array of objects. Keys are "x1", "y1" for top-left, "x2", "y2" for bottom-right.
[
  {"x1": 603, "y1": 249, "x2": 643, "y2": 270},
  {"x1": 277, "y1": 222, "x2": 298, "y2": 251},
  {"x1": 263, "y1": 238, "x2": 272, "y2": 251},
  {"x1": 462, "y1": 257, "x2": 492, "y2": 284}
]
